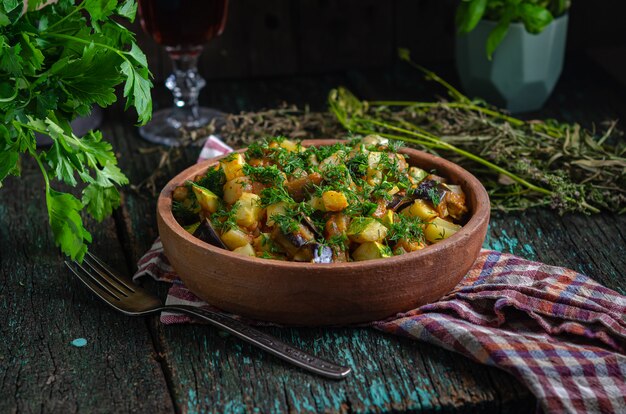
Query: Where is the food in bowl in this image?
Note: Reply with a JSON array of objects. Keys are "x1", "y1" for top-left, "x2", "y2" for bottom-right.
[
  {"x1": 157, "y1": 138, "x2": 489, "y2": 325},
  {"x1": 171, "y1": 135, "x2": 469, "y2": 263}
]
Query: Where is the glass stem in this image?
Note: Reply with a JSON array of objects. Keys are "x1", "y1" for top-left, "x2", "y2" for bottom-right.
[{"x1": 165, "y1": 47, "x2": 206, "y2": 129}]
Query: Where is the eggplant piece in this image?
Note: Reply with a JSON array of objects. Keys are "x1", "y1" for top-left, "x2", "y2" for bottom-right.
[
  {"x1": 284, "y1": 223, "x2": 316, "y2": 247},
  {"x1": 291, "y1": 248, "x2": 313, "y2": 262},
  {"x1": 411, "y1": 179, "x2": 447, "y2": 204},
  {"x1": 272, "y1": 223, "x2": 316, "y2": 257},
  {"x1": 299, "y1": 212, "x2": 323, "y2": 239},
  {"x1": 291, "y1": 243, "x2": 333, "y2": 263},
  {"x1": 271, "y1": 221, "x2": 333, "y2": 263},
  {"x1": 271, "y1": 228, "x2": 300, "y2": 257},
  {"x1": 387, "y1": 194, "x2": 413, "y2": 212},
  {"x1": 311, "y1": 243, "x2": 333, "y2": 263},
  {"x1": 193, "y1": 218, "x2": 228, "y2": 249}
]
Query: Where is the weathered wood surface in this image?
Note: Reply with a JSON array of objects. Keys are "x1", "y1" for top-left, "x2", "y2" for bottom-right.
[
  {"x1": 1, "y1": 56, "x2": 625, "y2": 413},
  {"x1": 0, "y1": 167, "x2": 173, "y2": 413},
  {"x1": 129, "y1": 0, "x2": 626, "y2": 82}
]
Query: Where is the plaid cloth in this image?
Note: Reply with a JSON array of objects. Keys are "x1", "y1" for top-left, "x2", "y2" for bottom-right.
[{"x1": 135, "y1": 136, "x2": 626, "y2": 414}]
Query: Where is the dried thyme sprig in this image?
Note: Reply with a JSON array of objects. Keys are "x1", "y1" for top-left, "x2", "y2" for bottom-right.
[
  {"x1": 327, "y1": 50, "x2": 626, "y2": 214},
  {"x1": 133, "y1": 104, "x2": 342, "y2": 196},
  {"x1": 219, "y1": 104, "x2": 343, "y2": 147}
]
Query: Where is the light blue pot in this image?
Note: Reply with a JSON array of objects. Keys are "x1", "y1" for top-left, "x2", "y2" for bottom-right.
[{"x1": 455, "y1": 14, "x2": 568, "y2": 113}]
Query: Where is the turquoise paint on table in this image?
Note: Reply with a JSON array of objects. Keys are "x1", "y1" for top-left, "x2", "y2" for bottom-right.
[
  {"x1": 187, "y1": 389, "x2": 199, "y2": 414},
  {"x1": 483, "y1": 224, "x2": 536, "y2": 260},
  {"x1": 223, "y1": 398, "x2": 245, "y2": 414},
  {"x1": 288, "y1": 388, "x2": 317, "y2": 412},
  {"x1": 70, "y1": 338, "x2": 87, "y2": 347},
  {"x1": 369, "y1": 377, "x2": 391, "y2": 407}
]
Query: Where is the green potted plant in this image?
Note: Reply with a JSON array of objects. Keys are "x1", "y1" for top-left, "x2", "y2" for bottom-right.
[
  {"x1": 0, "y1": 0, "x2": 152, "y2": 261},
  {"x1": 455, "y1": 0, "x2": 570, "y2": 113}
]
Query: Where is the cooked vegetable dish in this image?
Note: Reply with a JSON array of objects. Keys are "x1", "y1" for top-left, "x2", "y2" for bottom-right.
[{"x1": 172, "y1": 136, "x2": 469, "y2": 263}]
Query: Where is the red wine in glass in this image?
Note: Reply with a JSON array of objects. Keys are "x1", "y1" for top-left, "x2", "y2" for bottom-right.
[{"x1": 137, "y1": 0, "x2": 229, "y2": 146}]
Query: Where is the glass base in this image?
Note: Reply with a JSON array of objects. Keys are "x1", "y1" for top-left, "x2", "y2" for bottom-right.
[{"x1": 138, "y1": 107, "x2": 224, "y2": 146}]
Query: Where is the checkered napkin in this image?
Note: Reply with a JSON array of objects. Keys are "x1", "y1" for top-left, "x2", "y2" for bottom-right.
[{"x1": 135, "y1": 136, "x2": 626, "y2": 414}]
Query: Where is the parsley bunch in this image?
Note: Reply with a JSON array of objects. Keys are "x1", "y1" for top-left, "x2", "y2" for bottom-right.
[{"x1": 0, "y1": 0, "x2": 152, "y2": 260}]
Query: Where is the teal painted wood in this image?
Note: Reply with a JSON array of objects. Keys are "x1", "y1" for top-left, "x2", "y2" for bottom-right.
[
  {"x1": 2, "y1": 56, "x2": 625, "y2": 413},
  {"x1": 0, "y1": 163, "x2": 173, "y2": 413},
  {"x1": 101, "y1": 101, "x2": 534, "y2": 414},
  {"x1": 107, "y1": 60, "x2": 626, "y2": 412}
]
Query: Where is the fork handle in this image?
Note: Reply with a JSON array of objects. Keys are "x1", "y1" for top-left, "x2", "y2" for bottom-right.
[{"x1": 167, "y1": 305, "x2": 351, "y2": 380}]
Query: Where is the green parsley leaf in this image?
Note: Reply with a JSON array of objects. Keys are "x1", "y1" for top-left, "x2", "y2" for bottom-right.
[
  {"x1": 3, "y1": 0, "x2": 19, "y2": 13},
  {"x1": 128, "y1": 41, "x2": 147, "y2": 67},
  {"x1": 84, "y1": 0, "x2": 118, "y2": 22},
  {"x1": 0, "y1": 41, "x2": 22, "y2": 76},
  {"x1": 0, "y1": 1, "x2": 153, "y2": 260},
  {"x1": 0, "y1": 150, "x2": 19, "y2": 185},
  {"x1": 47, "y1": 188, "x2": 92, "y2": 260},
  {"x1": 0, "y1": 12, "x2": 10, "y2": 26},
  {"x1": 82, "y1": 183, "x2": 121, "y2": 222},
  {"x1": 117, "y1": 0, "x2": 137, "y2": 22},
  {"x1": 54, "y1": 45, "x2": 121, "y2": 108},
  {"x1": 120, "y1": 59, "x2": 152, "y2": 125}
]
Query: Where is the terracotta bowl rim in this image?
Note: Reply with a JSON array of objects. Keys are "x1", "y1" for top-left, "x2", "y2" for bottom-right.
[{"x1": 157, "y1": 139, "x2": 490, "y2": 269}]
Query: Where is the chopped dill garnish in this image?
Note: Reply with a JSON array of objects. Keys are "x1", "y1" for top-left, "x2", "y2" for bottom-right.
[
  {"x1": 346, "y1": 152, "x2": 369, "y2": 178},
  {"x1": 388, "y1": 214, "x2": 425, "y2": 243},
  {"x1": 428, "y1": 187, "x2": 442, "y2": 207},
  {"x1": 172, "y1": 200, "x2": 199, "y2": 225},
  {"x1": 211, "y1": 203, "x2": 240, "y2": 232},
  {"x1": 321, "y1": 164, "x2": 352, "y2": 186},
  {"x1": 326, "y1": 233, "x2": 349, "y2": 250},
  {"x1": 195, "y1": 167, "x2": 226, "y2": 197},
  {"x1": 387, "y1": 139, "x2": 405, "y2": 153},
  {"x1": 245, "y1": 141, "x2": 267, "y2": 160},
  {"x1": 260, "y1": 186, "x2": 293, "y2": 207},
  {"x1": 272, "y1": 212, "x2": 301, "y2": 233},
  {"x1": 243, "y1": 164, "x2": 284, "y2": 185}
]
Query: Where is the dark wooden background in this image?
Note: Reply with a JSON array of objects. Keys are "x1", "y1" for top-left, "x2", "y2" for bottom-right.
[
  {"x1": 2, "y1": 2, "x2": 626, "y2": 413},
  {"x1": 130, "y1": 0, "x2": 626, "y2": 84}
]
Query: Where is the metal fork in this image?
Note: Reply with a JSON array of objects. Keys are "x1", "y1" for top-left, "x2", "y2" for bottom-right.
[{"x1": 65, "y1": 252, "x2": 351, "y2": 379}]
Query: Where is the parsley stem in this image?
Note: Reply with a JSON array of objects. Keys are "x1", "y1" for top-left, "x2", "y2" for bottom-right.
[
  {"x1": 42, "y1": 32, "x2": 127, "y2": 61},
  {"x1": 30, "y1": 147, "x2": 50, "y2": 190},
  {"x1": 44, "y1": 4, "x2": 85, "y2": 32},
  {"x1": 0, "y1": 81, "x2": 18, "y2": 102},
  {"x1": 14, "y1": 121, "x2": 46, "y2": 135}
]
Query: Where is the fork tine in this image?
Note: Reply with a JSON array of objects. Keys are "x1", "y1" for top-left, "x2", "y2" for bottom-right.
[
  {"x1": 82, "y1": 255, "x2": 130, "y2": 297},
  {"x1": 86, "y1": 251, "x2": 136, "y2": 292},
  {"x1": 65, "y1": 261, "x2": 121, "y2": 301}
]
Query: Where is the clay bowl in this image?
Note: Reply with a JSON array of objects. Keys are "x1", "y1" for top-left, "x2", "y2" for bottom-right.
[{"x1": 157, "y1": 139, "x2": 490, "y2": 326}]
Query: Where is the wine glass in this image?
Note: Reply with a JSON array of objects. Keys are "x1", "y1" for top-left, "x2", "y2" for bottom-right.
[{"x1": 137, "y1": 0, "x2": 229, "y2": 146}]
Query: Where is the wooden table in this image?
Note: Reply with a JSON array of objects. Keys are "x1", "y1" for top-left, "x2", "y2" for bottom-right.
[{"x1": 2, "y1": 55, "x2": 625, "y2": 413}]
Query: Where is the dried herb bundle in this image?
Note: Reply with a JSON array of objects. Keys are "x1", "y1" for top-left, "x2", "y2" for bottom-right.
[
  {"x1": 328, "y1": 52, "x2": 626, "y2": 214},
  {"x1": 219, "y1": 104, "x2": 343, "y2": 147},
  {"x1": 134, "y1": 105, "x2": 342, "y2": 195}
]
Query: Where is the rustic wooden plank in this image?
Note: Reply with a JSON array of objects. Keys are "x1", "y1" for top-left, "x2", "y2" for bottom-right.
[
  {"x1": 198, "y1": 0, "x2": 254, "y2": 81},
  {"x1": 128, "y1": 0, "x2": 626, "y2": 82},
  {"x1": 240, "y1": 0, "x2": 299, "y2": 77},
  {"x1": 295, "y1": 0, "x2": 395, "y2": 73},
  {"x1": 105, "y1": 78, "x2": 545, "y2": 413},
  {"x1": 395, "y1": 0, "x2": 456, "y2": 64},
  {"x1": 104, "y1": 59, "x2": 624, "y2": 413},
  {"x1": 0, "y1": 161, "x2": 173, "y2": 413},
  {"x1": 152, "y1": 324, "x2": 534, "y2": 414}
]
